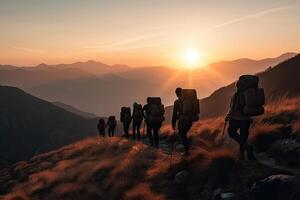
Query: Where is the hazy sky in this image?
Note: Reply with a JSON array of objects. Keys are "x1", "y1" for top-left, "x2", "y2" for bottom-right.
[{"x1": 0, "y1": 0, "x2": 299, "y2": 67}]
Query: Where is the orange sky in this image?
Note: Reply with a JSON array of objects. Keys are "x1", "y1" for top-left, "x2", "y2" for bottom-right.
[{"x1": 0, "y1": 0, "x2": 299, "y2": 68}]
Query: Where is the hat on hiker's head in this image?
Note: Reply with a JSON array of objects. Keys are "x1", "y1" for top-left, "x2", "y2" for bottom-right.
[
  {"x1": 133, "y1": 102, "x2": 138, "y2": 106},
  {"x1": 175, "y1": 87, "x2": 182, "y2": 97}
]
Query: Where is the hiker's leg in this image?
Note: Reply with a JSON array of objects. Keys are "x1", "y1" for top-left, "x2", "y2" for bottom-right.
[
  {"x1": 180, "y1": 127, "x2": 189, "y2": 153},
  {"x1": 111, "y1": 128, "x2": 114, "y2": 137},
  {"x1": 132, "y1": 122, "x2": 136, "y2": 140},
  {"x1": 112, "y1": 128, "x2": 115, "y2": 137},
  {"x1": 184, "y1": 122, "x2": 193, "y2": 152},
  {"x1": 123, "y1": 123, "x2": 129, "y2": 138},
  {"x1": 178, "y1": 120, "x2": 191, "y2": 153},
  {"x1": 240, "y1": 120, "x2": 254, "y2": 159},
  {"x1": 147, "y1": 124, "x2": 153, "y2": 146},
  {"x1": 227, "y1": 119, "x2": 241, "y2": 144},
  {"x1": 126, "y1": 124, "x2": 130, "y2": 138},
  {"x1": 136, "y1": 122, "x2": 141, "y2": 141},
  {"x1": 153, "y1": 125, "x2": 160, "y2": 148}
]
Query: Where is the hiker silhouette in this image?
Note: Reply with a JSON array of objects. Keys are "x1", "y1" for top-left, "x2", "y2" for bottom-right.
[
  {"x1": 142, "y1": 97, "x2": 165, "y2": 148},
  {"x1": 107, "y1": 116, "x2": 117, "y2": 137},
  {"x1": 172, "y1": 87, "x2": 200, "y2": 156},
  {"x1": 132, "y1": 102, "x2": 144, "y2": 141},
  {"x1": 97, "y1": 118, "x2": 106, "y2": 137},
  {"x1": 225, "y1": 75, "x2": 265, "y2": 160},
  {"x1": 120, "y1": 107, "x2": 132, "y2": 138}
]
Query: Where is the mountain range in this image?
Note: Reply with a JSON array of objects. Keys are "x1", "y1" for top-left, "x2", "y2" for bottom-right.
[
  {"x1": 0, "y1": 52, "x2": 296, "y2": 117},
  {"x1": 0, "y1": 86, "x2": 98, "y2": 164}
]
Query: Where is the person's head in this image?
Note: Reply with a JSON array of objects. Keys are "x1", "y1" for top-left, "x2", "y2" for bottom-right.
[
  {"x1": 236, "y1": 81, "x2": 243, "y2": 92},
  {"x1": 175, "y1": 87, "x2": 182, "y2": 98},
  {"x1": 133, "y1": 102, "x2": 138, "y2": 107},
  {"x1": 147, "y1": 97, "x2": 150, "y2": 103}
]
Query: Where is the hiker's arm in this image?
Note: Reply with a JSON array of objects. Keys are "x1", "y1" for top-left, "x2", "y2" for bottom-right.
[
  {"x1": 142, "y1": 105, "x2": 147, "y2": 118},
  {"x1": 172, "y1": 100, "x2": 178, "y2": 130},
  {"x1": 226, "y1": 94, "x2": 235, "y2": 121}
]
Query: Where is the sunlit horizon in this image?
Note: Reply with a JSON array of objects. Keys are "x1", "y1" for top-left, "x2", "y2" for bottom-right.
[{"x1": 0, "y1": 0, "x2": 299, "y2": 68}]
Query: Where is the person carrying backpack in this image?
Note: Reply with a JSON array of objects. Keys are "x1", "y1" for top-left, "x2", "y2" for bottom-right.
[
  {"x1": 172, "y1": 88, "x2": 200, "y2": 156},
  {"x1": 107, "y1": 116, "x2": 117, "y2": 137},
  {"x1": 97, "y1": 118, "x2": 106, "y2": 137},
  {"x1": 142, "y1": 97, "x2": 165, "y2": 148},
  {"x1": 132, "y1": 102, "x2": 144, "y2": 141},
  {"x1": 225, "y1": 75, "x2": 265, "y2": 160},
  {"x1": 120, "y1": 107, "x2": 132, "y2": 138}
]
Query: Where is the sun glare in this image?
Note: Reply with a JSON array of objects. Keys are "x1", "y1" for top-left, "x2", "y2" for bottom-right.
[{"x1": 182, "y1": 48, "x2": 201, "y2": 68}]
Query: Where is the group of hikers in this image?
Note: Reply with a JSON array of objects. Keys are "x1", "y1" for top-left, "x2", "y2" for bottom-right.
[{"x1": 97, "y1": 74, "x2": 265, "y2": 159}]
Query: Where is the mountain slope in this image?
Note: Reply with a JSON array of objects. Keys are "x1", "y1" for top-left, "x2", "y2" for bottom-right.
[
  {"x1": 200, "y1": 54, "x2": 300, "y2": 119},
  {"x1": 1, "y1": 97, "x2": 300, "y2": 199},
  {"x1": 0, "y1": 86, "x2": 98, "y2": 163},
  {"x1": 53, "y1": 102, "x2": 98, "y2": 119}
]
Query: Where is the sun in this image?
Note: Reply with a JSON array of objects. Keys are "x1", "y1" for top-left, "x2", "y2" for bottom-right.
[{"x1": 182, "y1": 48, "x2": 201, "y2": 68}]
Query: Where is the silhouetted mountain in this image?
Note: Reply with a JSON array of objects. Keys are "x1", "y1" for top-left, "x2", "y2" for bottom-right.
[
  {"x1": 200, "y1": 54, "x2": 300, "y2": 119},
  {"x1": 0, "y1": 86, "x2": 98, "y2": 163},
  {"x1": 0, "y1": 68, "x2": 96, "y2": 88},
  {"x1": 203, "y1": 52, "x2": 297, "y2": 80},
  {"x1": 28, "y1": 75, "x2": 156, "y2": 117},
  {"x1": 27, "y1": 60, "x2": 131, "y2": 76},
  {"x1": 0, "y1": 65, "x2": 18, "y2": 70},
  {"x1": 53, "y1": 102, "x2": 98, "y2": 119},
  {"x1": 0, "y1": 53, "x2": 295, "y2": 116}
]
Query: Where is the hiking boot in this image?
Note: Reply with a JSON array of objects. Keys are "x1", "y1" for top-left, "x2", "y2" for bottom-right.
[
  {"x1": 239, "y1": 145, "x2": 245, "y2": 160},
  {"x1": 239, "y1": 153, "x2": 245, "y2": 160},
  {"x1": 181, "y1": 151, "x2": 190, "y2": 156},
  {"x1": 246, "y1": 145, "x2": 256, "y2": 160}
]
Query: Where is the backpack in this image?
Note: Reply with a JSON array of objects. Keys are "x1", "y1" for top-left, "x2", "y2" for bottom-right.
[
  {"x1": 179, "y1": 89, "x2": 200, "y2": 122},
  {"x1": 98, "y1": 118, "x2": 106, "y2": 130},
  {"x1": 133, "y1": 103, "x2": 143, "y2": 122},
  {"x1": 120, "y1": 107, "x2": 132, "y2": 124},
  {"x1": 237, "y1": 75, "x2": 265, "y2": 116},
  {"x1": 108, "y1": 116, "x2": 116, "y2": 128},
  {"x1": 147, "y1": 97, "x2": 165, "y2": 123}
]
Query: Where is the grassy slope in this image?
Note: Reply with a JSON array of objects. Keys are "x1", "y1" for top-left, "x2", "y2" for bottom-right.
[{"x1": 1, "y1": 98, "x2": 300, "y2": 200}]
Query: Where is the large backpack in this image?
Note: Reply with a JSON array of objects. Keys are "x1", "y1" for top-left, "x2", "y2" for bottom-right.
[
  {"x1": 237, "y1": 75, "x2": 265, "y2": 116},
  {"x1": 179, "y1": 89, "x2": 200, "y2": 122},
  {"x1": 108, "y1": 116, "x2": 116, "y2": 128},
  {"x1": 148, "y1": 97, "x2": 165, "y2": 123},
  {"x1": 98, "y1": 118, "x2": 106, "y2": 130},
  {"x1": 133, "y1": 103, "x2": 143, "y2": 122},
  {"x1": 120, "y1": 107, "x2": 132, "y2": 124}
]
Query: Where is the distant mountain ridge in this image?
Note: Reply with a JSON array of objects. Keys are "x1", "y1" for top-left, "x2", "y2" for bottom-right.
[
  {"x1": 53, "y1": 101, "x2": 98, "y2": 119},
  {"x1": 0, "y1": 60, "x2": 131, "y2": 76},
  {"x1": 203, "y1": 52, "x2": 297, "y2": 80},
  {"x1": 0, "y1": 86, "x2": 98, "y2": 163},
  {"x1": 0, "y1": 52, "x2": 296, "y2": 116}
]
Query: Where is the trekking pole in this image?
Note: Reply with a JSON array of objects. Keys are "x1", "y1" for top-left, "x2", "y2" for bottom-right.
[
  {"x1": 141, "y1": 122, "x2": 146, "y2": 151},
  {"x1": 169, "y1": 129, "x2": 177, "y2": 168},
  {"x1": 222, "y1": 121, "x2": 228, "y2": 137},
  {"x1": 169, "y1": 143, "x2": 174, "y2": 168}
]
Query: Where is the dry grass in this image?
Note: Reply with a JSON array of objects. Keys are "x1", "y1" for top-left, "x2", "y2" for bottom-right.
[{"x1": 1, "y1": 97, "x2": 300, "y2": 200}]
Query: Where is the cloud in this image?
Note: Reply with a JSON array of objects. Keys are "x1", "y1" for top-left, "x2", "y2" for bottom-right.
[
  {"x1": 206, "y1": 2, "x2": 300, "y2": 31},
  {"x1": 108, "y1": 40, "x2": 174, "y2": 52},
  {"x1": 83, "y1": 32, "x2": 165, "y2": 49},
  {"x1": 12, "y1": 46, "x2": 45, "y2": 54}
]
